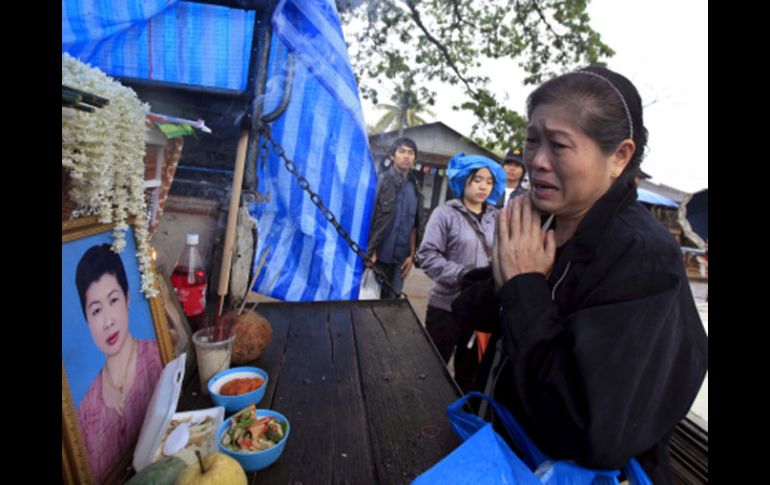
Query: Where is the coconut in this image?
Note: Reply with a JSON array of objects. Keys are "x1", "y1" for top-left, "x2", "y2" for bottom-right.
[{"x1": 223, "y1": 309, "x2": 272, "y2": 364}]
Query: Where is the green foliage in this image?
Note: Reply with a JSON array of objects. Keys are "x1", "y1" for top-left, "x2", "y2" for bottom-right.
[{"x1": 339, "y1": 0, "x2": 614, "y2": 151}]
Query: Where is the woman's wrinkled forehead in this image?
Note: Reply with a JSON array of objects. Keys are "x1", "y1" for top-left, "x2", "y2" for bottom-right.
[{"x1": 527, "y1": 103, "x2": 583, "y2": 138}]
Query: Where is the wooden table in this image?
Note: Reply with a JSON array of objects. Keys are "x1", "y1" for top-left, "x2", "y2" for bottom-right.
[{"x1": 178, "y1": 299, "x2": 463, "y2": 484}]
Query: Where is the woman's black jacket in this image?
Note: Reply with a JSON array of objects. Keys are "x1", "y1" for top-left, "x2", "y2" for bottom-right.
[{"x1": 452, "y1": 181, "x2": 708, "y2": 484}]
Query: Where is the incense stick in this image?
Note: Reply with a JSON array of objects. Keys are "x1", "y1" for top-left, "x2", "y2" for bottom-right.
[
  {"x1": 265, "y1": 268, "x2": 281, "y2": 294},
  {"x1": 250, "y1": 268, "x2": 282, "y2": 312}
]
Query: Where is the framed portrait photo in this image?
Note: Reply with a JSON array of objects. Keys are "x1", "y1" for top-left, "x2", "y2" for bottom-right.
[{"x1": 62, "y1": 221, "x2": 174, "y2": 485}]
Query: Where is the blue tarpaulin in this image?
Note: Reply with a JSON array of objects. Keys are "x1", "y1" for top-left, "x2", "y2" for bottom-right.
[
  {"x1": 63, "y1": 1, "x2": 255, "y2": 90},
  {"x1": 637, "y1": 187, "x2": 678, "y2": 207},
  {"x1": 62, "y1": 0, "x2": 378, "y2": 301},
  {"x1": 249, "y1": 0, "x2": 376, "y2": 300}
]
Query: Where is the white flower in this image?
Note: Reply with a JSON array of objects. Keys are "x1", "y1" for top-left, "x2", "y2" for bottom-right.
[{"x1": 63, "y1": 53, "x2": 157, "y2": 298}]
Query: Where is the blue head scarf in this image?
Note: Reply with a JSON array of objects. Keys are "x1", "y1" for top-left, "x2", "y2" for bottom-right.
[{"x1": 446, "y1": 152, "x2": 508, "y2": 205}]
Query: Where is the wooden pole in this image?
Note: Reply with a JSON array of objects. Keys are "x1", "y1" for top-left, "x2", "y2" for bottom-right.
[{"x1": 217, "y1": 128, "x2": 250, "y2": 317}]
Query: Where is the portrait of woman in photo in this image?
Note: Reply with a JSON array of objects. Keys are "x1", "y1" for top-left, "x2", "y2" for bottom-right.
[{"x1": 73, "y1": 244, "x2": 163, "y2": 483}]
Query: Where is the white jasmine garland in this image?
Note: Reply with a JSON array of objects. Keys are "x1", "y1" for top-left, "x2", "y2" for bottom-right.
[{"x1": 62, "y1": 53, "x2": 158, "y2": 298}]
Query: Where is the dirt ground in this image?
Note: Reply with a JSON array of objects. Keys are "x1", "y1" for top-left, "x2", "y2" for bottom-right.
[{"x1": 402, "y1": 268, "x2": 432, "y2": 325}]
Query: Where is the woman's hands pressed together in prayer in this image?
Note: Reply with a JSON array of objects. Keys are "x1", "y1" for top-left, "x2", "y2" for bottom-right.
[{"x1": 492, "y1": 195, "x2": 556, "y2": 289}]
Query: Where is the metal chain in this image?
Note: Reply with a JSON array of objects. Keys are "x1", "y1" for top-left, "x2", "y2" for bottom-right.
[
  {"x1": 257, "y1": 125, "x2": 405, "y2": 299},
  {"x1": 244, "y1": 131, "x2": 273, "y2": 204},
  {"x1": 258, "y1": 134, "x2": 270, "y2": 171}
]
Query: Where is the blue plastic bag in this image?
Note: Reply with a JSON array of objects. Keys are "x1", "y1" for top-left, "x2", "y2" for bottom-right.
[
  {"x1": 413, "y1": 392, "x2": 653, "y2": 485},
  {"x1": 412, "y1": 423, "x2": 542, "y2": 485}
]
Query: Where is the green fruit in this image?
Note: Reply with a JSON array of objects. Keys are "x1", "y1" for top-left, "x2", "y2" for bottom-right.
[{"x1": 126, "y1": 457, "x2": 187, "y2": 485}]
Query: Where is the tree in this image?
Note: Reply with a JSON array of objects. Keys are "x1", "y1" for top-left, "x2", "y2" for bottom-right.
[
  {"x1": 370, "y1": 74, "x2": 436, "y2": 134},
  {"x1": 339, "y1": 0, "x2": 614, "y2": 153}
]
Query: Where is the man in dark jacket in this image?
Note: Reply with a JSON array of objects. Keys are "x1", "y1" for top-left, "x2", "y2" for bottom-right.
[{"x1": 366, "y1": 137, "x2": 427, "y2": 298}]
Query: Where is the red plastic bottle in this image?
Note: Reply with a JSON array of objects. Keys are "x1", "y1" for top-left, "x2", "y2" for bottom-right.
[{"x1": 171, "y1": 233, "x2": 208, "y2": 332}]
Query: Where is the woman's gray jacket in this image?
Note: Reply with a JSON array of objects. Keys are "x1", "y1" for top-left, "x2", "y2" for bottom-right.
[{"x1": 416, "y1": 199, "x2": 497, "y2": 312}]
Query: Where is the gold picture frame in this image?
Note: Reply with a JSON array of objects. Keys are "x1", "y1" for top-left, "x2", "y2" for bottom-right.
[
  {"x1": 157, "y1": 271, "x2": 197, "y2": 381},
  {"x1": 62, "y1": 221, "x2": 173, "y2": 485}
]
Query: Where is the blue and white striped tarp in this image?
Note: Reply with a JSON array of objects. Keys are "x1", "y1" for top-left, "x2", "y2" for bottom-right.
[
  {"x1": 248, "y1": 0, "x2": 376, "y2": 301},
  {"x1": 62, "y1": 0, "x2": 255, "y2": 90}
]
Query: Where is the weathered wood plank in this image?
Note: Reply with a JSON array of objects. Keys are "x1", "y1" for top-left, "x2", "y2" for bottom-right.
[
  {"x1": 669, "y1": 415, "x2": 708, "y2": 485},
  {"x1": 250, "y1": 304, "x2": 294, "y2": 408},
  {"x1": 252, "y1": 302, "x2": 377, "y2": 484},
  {"x1": 351, "y1": 299, "x2": 462, "y2": 483},
  {"x1": 252, "y1": 303, "x2": 335, "y2": 483},
  {"x1": 324, "y1": 302, "x2": 379, "y2": 484}
]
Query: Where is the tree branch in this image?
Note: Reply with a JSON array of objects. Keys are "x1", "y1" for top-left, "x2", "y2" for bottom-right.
[
  {"x1": 530, "y1": 1, "x2": 592, "y2": 59},
  {"x1": 448, "y1": 0, "x2": 475, "y2": 31},
  {"x1": 404, "y1": 0, "x2": 479, "y2": 97},
  {"x1": 530, "y1": 1, "x2": 566, "y2": 45}
]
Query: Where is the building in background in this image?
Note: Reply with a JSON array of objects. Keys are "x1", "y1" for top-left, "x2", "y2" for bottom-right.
[{"x1": 369, "y1": 122, "x2": 503, "y2": 216}]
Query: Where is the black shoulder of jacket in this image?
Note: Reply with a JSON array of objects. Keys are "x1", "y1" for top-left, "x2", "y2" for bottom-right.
[{"x1": 407, "y1": 167, "x2": 420, "y2": 182}]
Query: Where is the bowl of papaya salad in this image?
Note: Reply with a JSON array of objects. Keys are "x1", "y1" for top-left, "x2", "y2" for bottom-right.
[{"x1": 216, "y1": 404, "x2": 290, "y2": 472}]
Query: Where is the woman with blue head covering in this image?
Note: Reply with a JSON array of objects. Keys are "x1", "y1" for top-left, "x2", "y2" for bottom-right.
[{"x1": 415, "y1": 153, "x2": 506, "y2": 392}]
